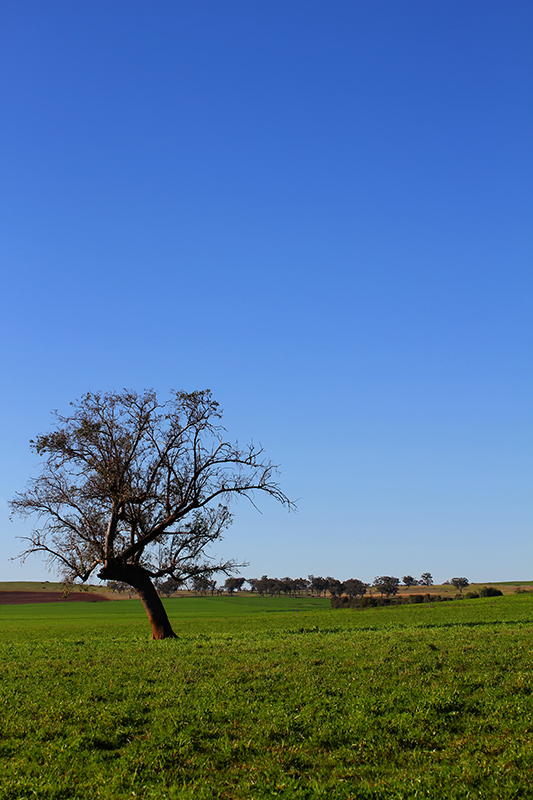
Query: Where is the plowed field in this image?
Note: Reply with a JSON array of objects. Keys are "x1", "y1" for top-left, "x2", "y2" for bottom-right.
[{"x1": 0, "y1": 591, "x2": 110, "y2": 604}]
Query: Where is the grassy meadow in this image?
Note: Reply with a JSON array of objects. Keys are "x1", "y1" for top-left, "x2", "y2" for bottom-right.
[{"x1": 1, "y1": 592, "x2": 533, "y2": 799}]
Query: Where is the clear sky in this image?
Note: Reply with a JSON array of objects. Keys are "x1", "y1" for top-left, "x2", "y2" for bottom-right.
[{"x1": 1, "y1": 0, "x2": 531, "y2": 585}]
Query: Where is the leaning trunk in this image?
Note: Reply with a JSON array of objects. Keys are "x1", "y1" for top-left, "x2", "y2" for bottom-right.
[
  {"x1": 132, "y1": 573, "x2": 177, "y2": 640},
  {"x1": 98, "y1": 562, "x2": 177, "y2": 640}
]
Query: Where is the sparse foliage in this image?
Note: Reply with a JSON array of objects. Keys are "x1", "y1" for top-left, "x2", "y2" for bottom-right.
[
  {"x1": 11, "y1": 389, "x2": 292, "y2": 638},
  {"x1": 420, "y1": 572, "x2": 433, "y2": 586}
]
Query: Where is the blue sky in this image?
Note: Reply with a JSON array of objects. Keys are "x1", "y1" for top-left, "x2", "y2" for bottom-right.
[{"x1": 1, "y1": 0, "x2": 531, "y2": 584}]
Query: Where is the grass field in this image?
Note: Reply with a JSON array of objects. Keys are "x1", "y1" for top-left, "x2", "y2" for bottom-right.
[{"x1": 1, "y1": 594, "x2": 533, "y2": 799}]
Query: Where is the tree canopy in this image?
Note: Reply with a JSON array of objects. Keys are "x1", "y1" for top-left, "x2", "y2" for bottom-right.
[
  {"x1": 373, "y1": 576, "x2": 400, "y2": 597},
  {"x1": 451, "y1": 577, "x2": 469, "y2": 593},
  {"x1": 11, "y1": 389, "x2": 293, "y2": 638}
]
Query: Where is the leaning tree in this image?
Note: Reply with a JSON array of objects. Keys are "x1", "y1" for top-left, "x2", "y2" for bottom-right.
[{"x1": 11, "y1": 389, "x2": 293, "y2": 638}]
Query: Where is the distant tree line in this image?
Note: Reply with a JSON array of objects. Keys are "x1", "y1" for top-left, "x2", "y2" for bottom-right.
[
  {"x1": 332, "y1": 593, "x2": 453, "y2": 609},
  {"x1": 332, "y1": 584, "x2": 502, "y2": 608},
  {"x1": 107, "y1": 572, "x2": 482, "y2": 600}
]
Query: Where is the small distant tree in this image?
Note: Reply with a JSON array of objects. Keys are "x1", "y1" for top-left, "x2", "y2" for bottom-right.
[
  {"x1": 224, "y1": 577, "x2": 246, "y2": 595},
  {"x1": 254, "y1": 575, "x2": 271, "y2": 596},
  {"x1": 294, "y1": 577, "x2": 310, "y2": 595},
  {"x1": 107, "y1": 580, "x2": 128, "y2": 594},
  {"x1": 308, "y1": 575, "x2": 328, "y2": 596},
  {"x1": 279, "y1": 577, "x2": 296, "y2": 596},
  {"x1": 327, "y1": 577, "x2": 344, "y2": 597},
  {"x1": 159, "y1": 577, "x2": 179, "y2": 597},
  {"x1": 402, "y1": 575, "x2": 417, "y2": 588},
  {"x1": 192, "y1": 575, "x2": 214, "y2": 595},
  {"x1": 373, "y1": 576, "x2": 400, "y2": 597},
  {"x1": 344, "y1": 579, "x2": 367, "y2": 598},
  {"x1": 451, "y1": 577, "x2": 469, "y2": 594},
  {"x1": 420, "y1": 572, "x2": 433, "y2": 586}
]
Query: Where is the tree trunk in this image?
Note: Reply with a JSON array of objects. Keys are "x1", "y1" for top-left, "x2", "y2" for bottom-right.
[{"x1": 98, "y1": 562, "x2": 177, "y2": 640}]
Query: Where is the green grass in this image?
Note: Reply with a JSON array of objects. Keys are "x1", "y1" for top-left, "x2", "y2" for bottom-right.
[{"x1": 1, "y1": 595, "x2": 533, "y2": 799}]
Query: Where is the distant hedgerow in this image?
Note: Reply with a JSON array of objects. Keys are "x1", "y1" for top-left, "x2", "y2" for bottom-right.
[
  {"x1": 479, "y1": 586, "x2": 503, "y2": 597},
  {"x1": 331, "y1": 594, "x2": 451, "y2": 609}
]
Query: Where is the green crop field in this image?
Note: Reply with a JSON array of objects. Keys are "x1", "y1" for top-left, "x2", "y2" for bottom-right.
[{"x1": 1, "y1": 594, "x2": 533, "y2": 799}]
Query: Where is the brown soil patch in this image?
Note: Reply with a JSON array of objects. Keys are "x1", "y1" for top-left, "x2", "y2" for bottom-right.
[{"x1": 0, "y1": 591, "x2": 111, "y2": 605}]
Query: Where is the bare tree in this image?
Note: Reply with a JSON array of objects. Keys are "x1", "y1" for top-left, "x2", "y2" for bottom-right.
[{"x1": 11, "y1": 389, "x2": 293, "y2": 639}]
